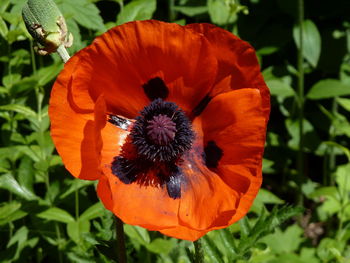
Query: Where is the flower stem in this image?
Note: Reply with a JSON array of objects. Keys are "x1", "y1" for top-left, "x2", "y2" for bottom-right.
[
  {"x1": 297, "y1": 0, "x2": 305, "y2": 207},
  {"x1": 57, "y1": 45, "x2": 70, "y2": 63},
  {"x1": 193, "y1": 239, "x2": 204, "y2": 263},
  {"x1": 115, "y1": 217, "x2": 127, "y2": 263}
]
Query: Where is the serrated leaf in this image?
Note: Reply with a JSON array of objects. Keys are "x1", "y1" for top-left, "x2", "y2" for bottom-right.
[
  {"x1": 307, "y1": 79, "x2": 350, "y2": 99},
  {"x1": 80, "y1": 202, "x2": 104, "y2": 221},
  {"x1": 58, "y1": 0, "x2": 105, "y2": 31},
  {"x1": 202, "y1": 235, "x2": 224, "y2": 263},
  {"x1": 67, "y1": 220, "x2": 90, "y2": 244},
  {"x1": 293, "y1": 19, "x2": 321, "y2": 67},
  {"x1": 218, "y1": 229, "x2": 237, "y2": 260},
  {"x1": 335, "y1": 163, "x2": 350, "y2": 191},
  {"x1": 116, "y1": 0, "x2": 156, "y2": 25},
  {"x1": 37, "y1": 207, "x2": 75, "y2": 223},
  {"x1": 261, "y1": 224, "x2": 304, "y2": 253},
  {"x1": 0, "y1": 174, "x2": 37, "y2": 200}
]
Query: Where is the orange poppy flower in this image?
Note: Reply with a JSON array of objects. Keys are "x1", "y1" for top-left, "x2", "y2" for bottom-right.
[{"x1": 49, "y1": 20, "x2": 270, "y2": 241}]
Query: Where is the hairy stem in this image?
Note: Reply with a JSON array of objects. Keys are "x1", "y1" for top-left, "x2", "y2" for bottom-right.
[
  {"x1": 57, "y1": 45, "x2": 70, "y2": 63},
  {"x1": 116, "y1": 217, "x2": 127, "y2": 263},
  {"x1": 193, "y1": 239, "x2": 204, "y2": 263}
]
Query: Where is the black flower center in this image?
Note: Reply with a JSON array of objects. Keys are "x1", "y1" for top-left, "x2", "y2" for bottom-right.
[
  {"x1": 110, "y1": 98, "x2": 194, "y2": 199},
  {"x1": 131, "y1": 98, "x2": 194, "y2": 162},
  {"x1": 146, "y1": 114, "x2": 176, "y2": 145}
]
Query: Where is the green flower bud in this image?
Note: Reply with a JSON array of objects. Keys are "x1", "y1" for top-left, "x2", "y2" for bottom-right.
[{"x1": 22, "y1": 0, "x2": 72, "y2": 56}]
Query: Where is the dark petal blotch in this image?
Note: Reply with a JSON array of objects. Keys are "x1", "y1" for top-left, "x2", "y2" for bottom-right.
[
  {"x1": 111, "y1": 156, "x2": 139, "y2": 184},
  {"x1": 142, "y1": 77, "x2": 169, "y2": 101},
  {"x1": 164, "y1": 166, "x2": 182, "y2": 199},
  {"x1": 204, "y1": 140, "x2": 223, "y2": 168}
]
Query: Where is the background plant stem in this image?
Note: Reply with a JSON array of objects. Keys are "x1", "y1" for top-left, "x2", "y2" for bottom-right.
[
  {"x1": 297, "y1": 0, "x2": 305, "y2": 206},
  {"x1": 116, "y1": 217, "x2": 127, "y2": 263},
  {"x1": 193, "y1": 239, "x2": 204, "y2": 263}
]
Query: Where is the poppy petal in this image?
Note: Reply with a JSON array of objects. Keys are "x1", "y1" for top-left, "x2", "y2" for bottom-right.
[
  {"x1": 49, "y1": 55, "x2": 101, "y2": 180},
  {"x1": 186, "y1": 23, "x2": 269, "y2": 116},
  {"x1": 85, "y1": 20, "x2": 217, "y2": 116},
  {"x1": 159, "y1": 225, "x2": 208, "y2": 241},
  {"x1": 217, "y1": 164, "x2": 262, "y2": 225},
  {"x1": 178, "y1": 155, "x2": 239, "y2": 231},
  {"x1": 201, "y1": 88, "x2": 268, "y2": 167},
  {"x1": 100, "y1": 165, "x2": 181, "y2": 229},
  {"x1": 200, "y1": 89, "x2": 267, "y2": 225}
]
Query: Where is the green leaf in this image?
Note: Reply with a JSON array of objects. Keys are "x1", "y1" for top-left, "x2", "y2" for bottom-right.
[
  {"x1": 0, "y1": 0, "x2": 10, "y2": 12},
  {"x1": 0, "y1": 174, "x2": 37, "y2": 200},
  {"x1": 307, "y1": 79, "x2": 350, "y2": 99},
  {"x1": 36, "y1": 63, "x2": 63, "y2": 86},
  {"x1": 60, "y1": 180, "x2": 95, "y2": 199},
  {"x1": 37, "y1": 207, "x2": 75, "y2": 223},
  {"x1": 0, "y1": 202, "x2": 27, "y2": 225},
  {"x1": 145, "y1": 238, "x2": 176, "y2": 254},
  {"x1": 217, "y1": 229, "x2": 237, "y2": 260},
  {"x1": 0, "y1": 17, "x2": 8, "y2": 38},
  {"x1": 266, "y1": 79, "x2": 295, "y2": 99},
  {"x1": 7, "y1": 226, "x2": 28, "y2": 249},
  {"x1": 202, "y1": 235, "x2": 224, "y2": 263},
  {"x1": 256, "y1": 189, "x2": 285, "y2": 204},
  {"x1": 0, "y1": 104, "x2": 36, "y2": 117},
  {"x1": 337, "y1": 97, "x2": 350, "y2": 111},
  {"x1": 58, "y1": 0, "x2": 105, "y2": 31},
  {"x1": 80, "y1": 202, "x2": 104, "y2": 221},
  {"x1": 67, "y1": 219, "x2": 91, "y2": 244},
  {"x1": 116, "y1": 0, "x2": 156, "y2": 25},
  {"x1": 173, "y1": 6, "x2": 208, "y2": 17},
  {"x1": 293, "y1": 19, "x2": 321, "y2": 67},
  {"x1": 124, "y1": 225, "x2": 150, "y2": 245},
  {"x1": 261, "y1": 224, "x2": 304, "y2": 254},
  {"x1": 17, "y1": 156, "x2": 35, "y2": 193},
  {"x1": 207, "y1": 0, "x2": 233, "y2": 25},
  {"x1": 335, "y1": 163, "x2": 350, "y2": 191},
  {"x1": 207, "y1": 0, "x2": 247, "y2": 25}
]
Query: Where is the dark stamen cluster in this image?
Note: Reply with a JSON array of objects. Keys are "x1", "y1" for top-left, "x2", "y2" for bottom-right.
[
  {"x1": 111, "y1": 98, "x2": 194, "y2": 199},
  {"x1": 131, "y1": 99, "x2": 194, "y2": 162},
  {"x1": 146, "y1": 114, "x2": 176, "y2": 145}
]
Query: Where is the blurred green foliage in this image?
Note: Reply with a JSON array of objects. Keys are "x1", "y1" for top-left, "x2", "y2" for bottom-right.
[{"x1": 0, "y1": 0, "x2": 350, "y2": 262}]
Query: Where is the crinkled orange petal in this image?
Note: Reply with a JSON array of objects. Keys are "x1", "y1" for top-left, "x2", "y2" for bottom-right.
[
  {"x1": 178, "y1": 155, "x2": 239, "y2": 231},
  {"x1": 186, "y1": 23, "x2": 269, "y2": 116},
  {"x1": 86, "y1": 20, "x2": 217, "y2": 116},
  {"x1": 201, "y1": 89, "x2": 268, "y2": 167},
  {"x1": 49, "y1": 55, "x2": 102, "y2": 180},
  {"x1": 100, "y1": 165, "x2": 180, "y2": 229},
  {"x1": 199, "y1": 89, "x2": 268, "y2": 226}
]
